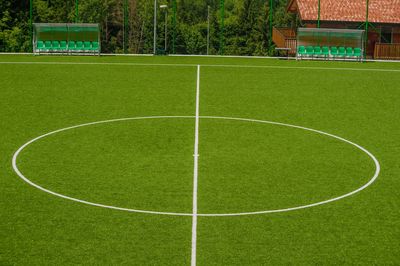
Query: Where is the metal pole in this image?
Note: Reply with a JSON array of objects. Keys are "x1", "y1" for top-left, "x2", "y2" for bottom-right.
[
  {"x1": 123, "y1": 0, "x2": 128, "y2": 53},
  {"x1": 269, "y1": 0, "x2": 273, "y2": 46},
  {"x1": 164, "y1": 9, "x2": 167, "y2": 51},
  {"x1": 365, "y1": 0, "x2": 369, "y2": 59},
  {"x1": 30, "y1": 0, "x2": 33, "y2": 52},
  {"x1": 219, "y1": 0, "x2": 225, "y2": 55},
  {"x1": 317, "y1": 0, "x2": 320, "y2": 28},
  {"x1": 153, "y1": 0, "x2": 157, "y2": 54},
  {"x1": 75, "y1": 0, "x2": 79, "y2": 23},
  {"x1": 172, "y1": 0, "x2": 176, "y2": 54},
  {"x1": 207, "y1": 5, "x2": 210, "y2": 55},
  {"x1": 66, "y1": 0, "x2": 69, "y2": 22}
]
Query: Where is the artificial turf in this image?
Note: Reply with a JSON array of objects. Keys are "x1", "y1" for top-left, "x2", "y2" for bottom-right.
[{"x1": 0, "y1": 55, "x2": 399, "y2": 265}]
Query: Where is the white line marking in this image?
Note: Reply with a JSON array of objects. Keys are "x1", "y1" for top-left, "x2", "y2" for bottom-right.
[
  {"x1": 11, "y1": 116, "x2": 194, "y2": 216},
  {"x1": 198, "y1": 116, "x2": 381, "y2": 216},
  {"x1": 12, "y1": 116, "x2": 380, "y2": 217},
  {"x1": 1, "y1": 52, "x2": 400, "y2": 63},
  {"x1": 199, "y1": 64, "x2": 400, "y2": 73},
  {"x1": 167, "y1": 54, "x2": 400, "y2": 63},
  {"x1": 191, "y1": 65, "x2": 200, "y2": 266},
  {"x1": 0, "y1": 61, "x2": 197, "y2": 67},
  {"x1": 0, "y1": 61, "x2": 399, "y2": 72}
]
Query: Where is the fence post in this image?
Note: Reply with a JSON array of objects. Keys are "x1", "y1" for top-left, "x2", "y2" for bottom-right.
[
  {"x1": 219, "y1": 0, "x2": 225, "y2": 55},
  {"x1": 30, "y1": 0, "x2": 33, "y2": 52},
  {"x1": 75, "y1": 0, "x2": 79, "y2": 23},
  {"x1": 172, "y1": 0, "x2": 176, "y2": 54}
]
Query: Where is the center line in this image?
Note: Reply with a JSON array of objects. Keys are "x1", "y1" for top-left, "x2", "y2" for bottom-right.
[{"x1": 191, "y1": 65, "x2": 200, "y2": 266}]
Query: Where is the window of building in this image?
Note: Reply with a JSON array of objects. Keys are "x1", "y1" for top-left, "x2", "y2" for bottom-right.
[{"x1": 380, "y1": 27, "x2": 392, "y2": 43}]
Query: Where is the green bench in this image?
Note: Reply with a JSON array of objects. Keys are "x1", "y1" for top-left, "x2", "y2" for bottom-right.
[
  {"x1": 297, "y1": 45, "x2": 363, "y2": 61},
  {"x1": 36, "y1": 40, "x2": 100, "y2": 54}
]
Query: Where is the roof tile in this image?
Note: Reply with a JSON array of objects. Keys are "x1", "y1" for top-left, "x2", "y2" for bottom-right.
[{"x1": 294, "y1": 0, "x2": 400, "y2": 24}]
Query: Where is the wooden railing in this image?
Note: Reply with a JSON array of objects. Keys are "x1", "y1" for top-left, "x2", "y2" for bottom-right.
[
  {"x1": 374, "y1": 43, "x2": 400, "y2": 60},
  {"x1": 285, "y1": 39, "x2": 297, "y2": 55},
  {"x1": 272, "y1": 27, "x2": 297, "y2": 55},
  {"x1": 272, "y1": 27, "x2": 287, "y2": 48}
]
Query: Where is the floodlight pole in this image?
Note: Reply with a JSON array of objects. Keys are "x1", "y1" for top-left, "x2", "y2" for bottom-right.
[
  {"x1": 219, "y1": 0, "x2": 225, "y2": 55},
  {"x1": 75, "y1": 0, "x2": 79, "y2": 23},
  {"x1": 153, "y1": 0, "x2": 157, "y2": 54},
  {"x1": 207, "y1": 5, "x2": 210, "y2": 55},
  {"x1": 317, "y1": 0, "x2": 321, "y2": 28},
  {"x1": 172, "y1": 0, "x2": 176, "y2": 54}
]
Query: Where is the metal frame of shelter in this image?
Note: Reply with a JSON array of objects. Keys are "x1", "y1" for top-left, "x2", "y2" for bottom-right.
[
  {"x1": 296, "y1": 28, "x2": 365, "y2": 61},
  {"x1": 33, "y1": 23, "x2": 101, "y2": 55}
]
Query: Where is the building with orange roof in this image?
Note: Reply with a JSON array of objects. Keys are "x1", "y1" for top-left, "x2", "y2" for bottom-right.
[{"x1": 273, "y1": 0, "x2": 400, "y2": 59}]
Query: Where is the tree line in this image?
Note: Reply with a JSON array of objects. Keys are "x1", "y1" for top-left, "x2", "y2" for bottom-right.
[{"x1": 0, "y1": 0, "x2": 297, "y2": 55}]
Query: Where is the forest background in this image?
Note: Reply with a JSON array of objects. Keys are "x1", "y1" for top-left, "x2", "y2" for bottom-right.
[{"x1": 0, "y1": 0, "x2": 298, "y2": 55}]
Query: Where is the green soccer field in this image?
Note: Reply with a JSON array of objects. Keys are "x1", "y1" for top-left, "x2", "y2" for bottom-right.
[{"x1": 1, "y1": 55, "x2": 399, "y2": 265}]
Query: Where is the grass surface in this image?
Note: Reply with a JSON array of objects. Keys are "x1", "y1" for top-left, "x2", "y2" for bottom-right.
[{"x1": 1, "y1": 55, "x2": 399, "y2": 265}]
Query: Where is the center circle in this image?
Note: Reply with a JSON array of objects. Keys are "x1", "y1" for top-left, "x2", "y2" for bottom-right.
[{"x1": 12, "y1": 116, "x2": 380, "y2": 216}]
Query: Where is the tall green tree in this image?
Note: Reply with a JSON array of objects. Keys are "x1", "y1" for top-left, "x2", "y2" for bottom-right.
[{"x1": 0, "y1": 0, "x2": 297, "y2": 55}]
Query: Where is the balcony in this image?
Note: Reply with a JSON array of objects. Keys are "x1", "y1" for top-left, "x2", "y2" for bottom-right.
[{"x1": 272, "y1": 27, "x2": 297, "y2": 55}]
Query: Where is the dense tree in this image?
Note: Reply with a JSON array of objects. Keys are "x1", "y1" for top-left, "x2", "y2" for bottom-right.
[{"x1": 0, "y1": 0, "x2": 296, "y2": 55}]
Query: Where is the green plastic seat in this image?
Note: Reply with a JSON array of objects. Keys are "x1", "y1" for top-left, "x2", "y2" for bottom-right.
[
  {"x1": 37, "y1": 41, "x2": 45, "y2": 50},
  {"x1": 305, "y1": 46, "x2": 314, "y2": 56},
  {"x1": 60, "y1": 41, "x2": 67, "y2": 51},
  {"x1": 313, "y1": 46, "x2": 322, "y2": 56},
  {"x1": 322, "y1": 46, "x2": 330, "y2": 58},
  {"x1": 354, "y1": 47, "x2": 362, "y2": 58},
  {"x1": 338, "y1": 47, "x2": 346, "y2": 57},
  {"x1": 298, "y1": 45, "x2": 306, "y2": 54},
  {"x1": 52, "y1": 41, "x2": 61, "y2": 51},
  {"x1": 91, "y1": 41, "x2": 99, "y2": 51},
  {"x1": 330, "y1": 47, "x2": 339, "y2": 57},
  {"x1": 76, "y1": 41, "x2": 84, "y2": 50},
  {"x1": 44, "y1": 41, "x2": 52, "y2": 51},
  {"x1": 346, "y1": 47, "x2": 354, "y2": 57},
  {"x1": 297, "y1": 46, "x2": 306, "y2": 59},
  {"x1": 83, "y1": 41, "x2": 91, "y2": 50},
  {"x1": 68, "y1": 41, "x2": 76, "y2": 50}
]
